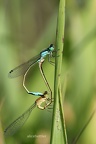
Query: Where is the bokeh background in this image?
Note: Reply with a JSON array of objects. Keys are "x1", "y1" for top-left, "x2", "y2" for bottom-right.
[{"x1": 0, "y1": 0, "x2": 96, "y2": 144}]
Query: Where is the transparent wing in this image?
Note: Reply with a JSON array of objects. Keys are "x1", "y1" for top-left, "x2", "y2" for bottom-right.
[
  {"x1": 8, "y1": 54, "x2": 40, "y2": 78},
  {"x1": 4, "y1": 102, "x2": 36, "y2": 136}
]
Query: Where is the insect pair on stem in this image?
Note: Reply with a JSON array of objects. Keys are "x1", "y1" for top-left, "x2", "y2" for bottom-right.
[{"x1": 4, "y1": 44, "x2": 54, "y2": 136}]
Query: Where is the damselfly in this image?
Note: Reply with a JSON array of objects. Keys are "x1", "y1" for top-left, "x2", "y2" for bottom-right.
[
  {"x1": 8, "y1": 44, "x2": 54, "y2": 98},
  {"x1": 4, "y1": 91, "x2": 51, "y2": 136}
]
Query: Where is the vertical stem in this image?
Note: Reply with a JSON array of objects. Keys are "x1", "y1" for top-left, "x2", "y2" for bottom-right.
[{"x1": 50, "y1": 0, "x2": 67, "y2": 144}]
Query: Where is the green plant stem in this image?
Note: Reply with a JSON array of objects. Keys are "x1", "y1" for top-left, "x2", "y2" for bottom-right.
[
  {"x1": 72, "y1": 109, "x2": 96, "y2": 144},
  {"x1": 50, "y1": 0, "x2": 67, "y2": 144}
]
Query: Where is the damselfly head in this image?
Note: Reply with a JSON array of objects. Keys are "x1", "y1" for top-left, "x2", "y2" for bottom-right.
[{"x1": 49, "y1": 44, "x2": 54, "y2": 51}]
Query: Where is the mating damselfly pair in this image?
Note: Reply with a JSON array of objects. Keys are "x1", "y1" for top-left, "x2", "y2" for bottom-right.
[{"x1": 4, "y1": 44, "x2": 54, "y2": 136}]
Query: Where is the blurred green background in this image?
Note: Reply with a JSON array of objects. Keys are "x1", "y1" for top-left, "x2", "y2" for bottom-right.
[{"x1": 0, "y1": 0, "x2": 96, "y2": 144}]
